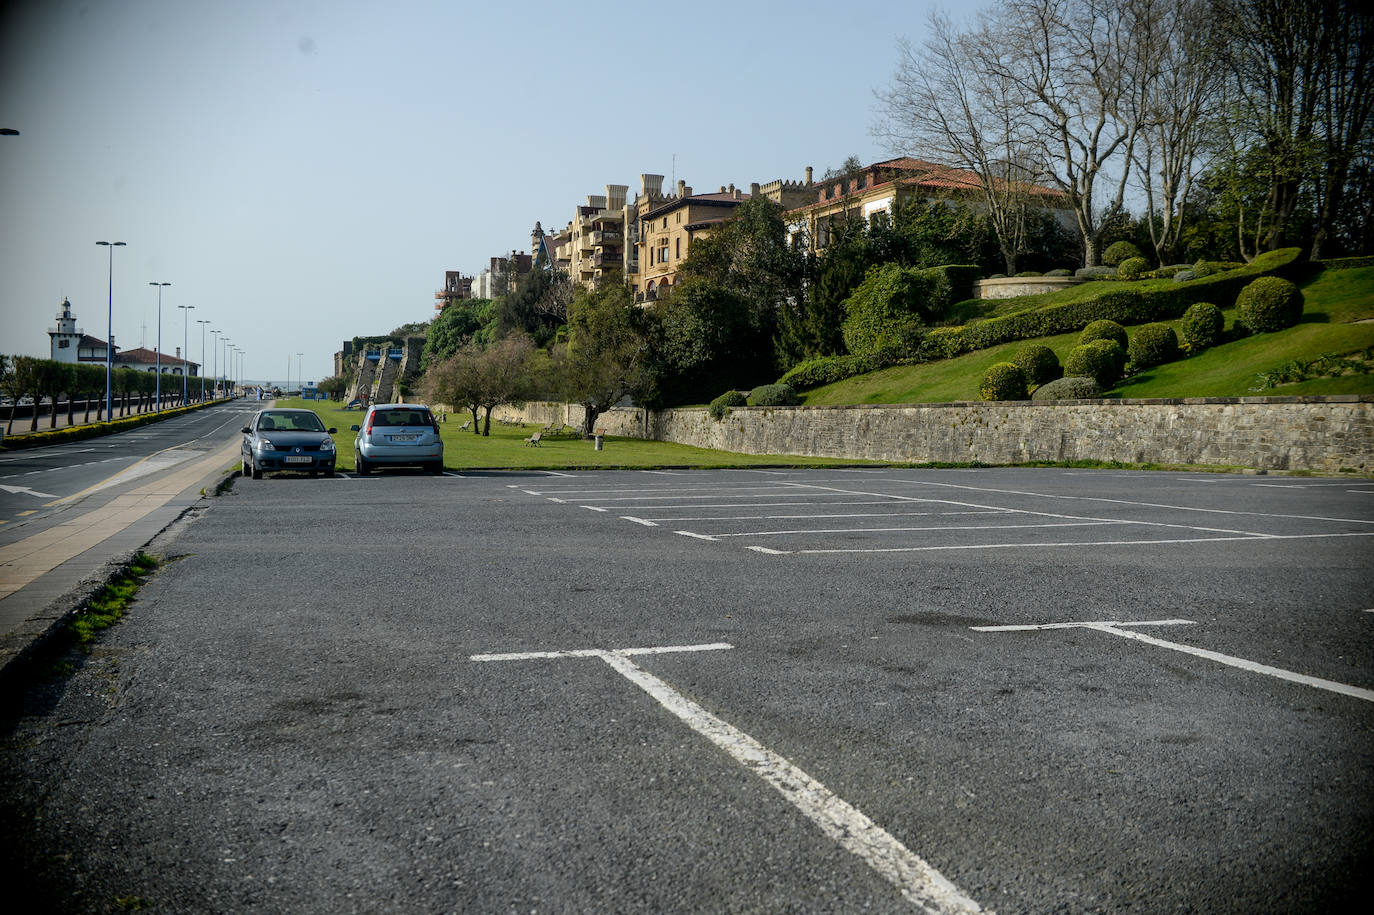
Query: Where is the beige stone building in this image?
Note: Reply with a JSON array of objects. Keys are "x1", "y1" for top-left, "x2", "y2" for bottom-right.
[
  {"x1": 627, "y1": 170, "x2": 815, "y2": 302},
  {"x1": 554, "y1": 184, "x2": 628, "y2": 289}
]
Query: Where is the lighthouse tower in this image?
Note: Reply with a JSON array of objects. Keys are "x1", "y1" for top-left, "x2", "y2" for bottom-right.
[{"x1": 49, "y1": 298, "x2": 82, "y2": 363}]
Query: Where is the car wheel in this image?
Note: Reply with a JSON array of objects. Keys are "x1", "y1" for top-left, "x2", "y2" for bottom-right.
[
  {"x1": 428, "y1": 461, "x2": 443, "y2": 475},
  {"x1": 250, "y1": 458, "x2": 262, "y2": 480},
  {"x1": 355, "y1": 452, "x2": 370, "y2": 476},
  {"x1": 309, "y1": 469, "x2": 318, "y2": 478}
]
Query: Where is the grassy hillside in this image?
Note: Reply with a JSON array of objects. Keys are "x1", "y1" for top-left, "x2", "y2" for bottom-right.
[{"x1": 801, "y1": 266, "x2": 1374, "y2": 405}]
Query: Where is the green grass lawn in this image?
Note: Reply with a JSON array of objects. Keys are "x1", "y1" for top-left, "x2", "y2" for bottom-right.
[
  {"x1": 276, "y1": 398, "x2": 878, "y2": 471},
  {"x1": 802, "y1": 266, "x2": 1374, "y2": 405}
]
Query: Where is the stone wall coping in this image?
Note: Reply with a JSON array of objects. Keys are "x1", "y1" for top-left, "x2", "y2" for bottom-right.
[{"x1": 691, "y1": 394, "x2": 1374, "y2": 412}]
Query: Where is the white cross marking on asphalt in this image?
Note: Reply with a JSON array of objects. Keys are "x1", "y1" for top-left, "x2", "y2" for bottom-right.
[
  {"x1": 972, "y1": 619, "x2": 1374, "y2": 703},
  {"x1": 471, "y1": 642, "x2": 985, "y2": 914}
]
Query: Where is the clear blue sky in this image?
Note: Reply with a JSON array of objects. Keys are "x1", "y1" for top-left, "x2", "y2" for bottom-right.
[{"x1": 1, "y1": 0, "x2": 953, "y2": 385}]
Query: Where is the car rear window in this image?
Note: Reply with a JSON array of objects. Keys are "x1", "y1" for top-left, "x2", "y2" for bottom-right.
[
  {"x1": 259, "y1": 412, "x2": 325, "y2": 432},
  {"x1": 373, "y1": 409, "x2": 432, "y2": 427}
]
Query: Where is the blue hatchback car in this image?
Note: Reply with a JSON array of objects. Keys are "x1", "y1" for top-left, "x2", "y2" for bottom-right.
[{"x1": 241, "y1": 409, "x2": 338, "y2": 479}]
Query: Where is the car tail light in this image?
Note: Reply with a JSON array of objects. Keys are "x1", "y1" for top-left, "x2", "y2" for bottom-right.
[{"x1": 364, "y1": 417, "x2": 374, "y2": 436}]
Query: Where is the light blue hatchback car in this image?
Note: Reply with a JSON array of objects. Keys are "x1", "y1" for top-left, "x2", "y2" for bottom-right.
[{"x1": 351, "y1": 404, "x2": 444, "y2": 475}]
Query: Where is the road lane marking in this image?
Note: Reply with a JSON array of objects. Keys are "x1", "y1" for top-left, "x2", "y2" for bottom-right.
[
  {"x1": 471, "y1": 643, "x2": 984, "y2": 914},
  {"x1": 709, "y1": 520, "x2": 1119, "y2": 540},
  {"x1": 622, "y1": 516, "x2": 658, "y2": 526},
  {"x1": 973, "y1": 619, "x2": 1374, "y2": 703}
]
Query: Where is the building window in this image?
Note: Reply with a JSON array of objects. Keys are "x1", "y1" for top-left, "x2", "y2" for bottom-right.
[
  {"x1": 675, "y1": 212, "x2": 681, "y2": 224},
  {"x1": 675, "y1": 237, "x2": 681, "y2": 259},
  {"x1": 662, "y1": 217, "x2": 668, "y2": 229},
  {"x1": 58, "y1": 339, "x2": 70, "y2": 348},
  {"x1": 658, "y1": 239, "x2": 669, "y2": 264}
]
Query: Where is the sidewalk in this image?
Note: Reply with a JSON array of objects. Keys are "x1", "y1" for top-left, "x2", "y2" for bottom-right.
[{"x1": 0, "y1": 438, "x2": 241, "y2": 679}]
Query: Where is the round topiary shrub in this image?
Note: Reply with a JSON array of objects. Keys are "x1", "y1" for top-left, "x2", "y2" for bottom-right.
[
  {"x1": 1117, "y1": 256, "x2": 1150, "y2": 278},
  {"x1": 980, "y1": 363, "x2": 1029, "y2": 401},
  {"x1": 1102, "y1": 241, "x2": 1144, "y2": 267},
  {"x1": 1080, "y1": 319, "x2": 1128, "y2": 350},
  {"x1": 1236, "y1": 276, "x2": 1305, "y2": 333},
  {"x1": 1075, "y1": 265, "x2": 1119, "y2": 278},
  {"x1": 1191, "y1": 259, "x2": 1215, "y2": 278},
  {"x1": 1172, "y1": 269, "x2": 1197, "y2": 283},
  {"x1": 1179, "y1": 302, "x2": 1224, "y2": 351},
  {"x1": 1046, "y1": 268, "x2": 1073, "y2": 277},
  {"x1": 1064, "y1": 339, "x2": 1126, "y2": 387},
  {"x1": 1015, "y1": 271, "x2": 1043, "y2": 277},
  {"x1": 1031, "y1": 376, "x2": 1103, "y2": 401},
  {"x1": 708, "y1": 389, "x2": 747, "y2": 420},
  {"x1": 1127, "y1": 323, "x2": 1180, "y2": 368},
  {"x1": 746, "y1": 383, "x2": 800, "y2": 407},
  {"x1": 1009, "y1": 344, "x2": 1063, "y2": 389}
]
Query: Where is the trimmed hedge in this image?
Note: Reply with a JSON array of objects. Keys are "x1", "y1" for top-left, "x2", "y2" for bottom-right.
[
  {"x1": 1314, "y1": 256, "x2": 1374, "y2": 270},
  {"x1": 747, "y1": 383, "x2": 800, "y2": 406},
  {"x1": 1009, "y1": 344, "x2": 1063, "y2": 388},
  {"x1": 1127, "y1": 323, "x2": 1180, "y2": 368},
  {"x1": 921, "y1": 248, "x2": 1303, "y2": 360},
  {"x1": 1236, "y1": 276, "x2": 1305, "y2": 333},
  {"x1": 1118, "y1": 256, "x2": 1150, "y2": 278},
  {"x1": 980, "y1": 363, "x2": 1028, "y2": 401},
  {"x1": 708, "y1": 389, "x2": 747, "y2": 420},
  {"x1": 1179, "y1": 302, "x2": 1224, "y2": 351},
  {"x1": 1031, "y1": 376, "x2": 1103, "y2": 400},
  {"x1": 1064, "y1": 339, "x2": 1126, "y2": 386},
  {"x1": 841, "y1": 263, "x2": 980, "y2": 356},
  {"x1": 1080, "y1": 319, "x2": 1128, "y2": 349},
  {"x1": 1103, "y1": 241, "x2": 1144, "y2": 267},
  {"x1": 779, "y1": 353, "x2": 884, "y2": 391}
]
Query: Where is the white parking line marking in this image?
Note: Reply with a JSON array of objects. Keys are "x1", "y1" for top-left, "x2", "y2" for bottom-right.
[
  {"x1": 634, "y1": 509, "x2": 1010, "y2": 524},
  {"x1": 622, "y1": 516, "x2": 658, "y2": 527},
  {"x1": 712, "y1": 520, "x2": 1118, "y2": 540},
  {"x1": 974, "y1": 619, "x2": 1374, "y2": 703},
  {"x1": 676, "y1": 530, "x2": 719, "y2": 541},
  {"x1": 472, "y1": 642, "x2": 984, "y2": 913},
  {"x1": 787, "y1": 531, "x2": 1374, "y2": 554},
  {"x1": 972, "y1": 619, "x2": 1195, "y2": 632},
  {"x1": 582, "y1": 505, "x2": 609, "y2": 512}
]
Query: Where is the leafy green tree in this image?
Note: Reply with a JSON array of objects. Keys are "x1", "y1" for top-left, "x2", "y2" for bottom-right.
[
  {"x1": 650, "y1": 280, "x2": 776, "y2": 405},
  {"x1": 554, "y1": 282, "x2": 654, "y2": 436},
  {"x1": 3, "y1": 356, "x2": 39, "y2": 433},
  {"x1": 317, "y1": 374, "x2": 347, "y2": 401},
  {"x1": 423, "y1": 340, "x2": 485, "y2": 431},
  {"x1": 423, "y1": 299, "x2": 494, "y2": 367}
]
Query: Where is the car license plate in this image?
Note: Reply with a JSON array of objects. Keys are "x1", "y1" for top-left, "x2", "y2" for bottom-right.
[
  {"x1": 390, "y1": 434, "x2": 418, "y2": 442},
  {"x1": 284, "y1": 455, "x2": 312, "y2": 464}
]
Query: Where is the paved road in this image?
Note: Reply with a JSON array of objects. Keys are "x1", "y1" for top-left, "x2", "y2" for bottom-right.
[
  {"x1": 0, "y1": 400, "x2": 257, "y2": 540},
  {"x1": 2, "y1": 467, "x2": 1372, "y2": 913}
]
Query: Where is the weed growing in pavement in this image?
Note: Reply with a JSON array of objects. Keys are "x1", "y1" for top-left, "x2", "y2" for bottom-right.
[{"x1": 66, "y1": 553, "x2": 159, "y2": 648}]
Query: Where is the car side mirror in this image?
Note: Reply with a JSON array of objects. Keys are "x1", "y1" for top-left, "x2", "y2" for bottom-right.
[
  {"x1": 327, "y1": 427, "x2": 337, "y2": 434},
  {"x1": 350, "y1": 424, "x2": 360, "y2": 431},
  {"x1": 241, "y1": 426, "x2": 251, "y2": 434}
]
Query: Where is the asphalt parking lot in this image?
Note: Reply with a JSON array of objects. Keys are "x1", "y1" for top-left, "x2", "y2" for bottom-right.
[{"x1": 3, "y1": 467, "x2": 1371, "y2": 913}]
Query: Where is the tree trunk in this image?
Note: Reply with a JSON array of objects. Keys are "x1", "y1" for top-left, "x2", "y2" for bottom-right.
[
  {"x1": 582, "y1": 404, "x2": 601, "y2": 439},
  {"x1": 481, "y1": 406, "x2": 493, "y2": 437}
]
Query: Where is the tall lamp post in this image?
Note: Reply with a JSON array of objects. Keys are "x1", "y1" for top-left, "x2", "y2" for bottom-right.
[
  {"x1": 196, "y1": 319, "x2": 210, "y2": 402},
  {"x1": 149, "y1": 281, "x2": 170, "y2": 410},
  {"x1": 176, "y1": 304, "x2": 194, "y2": 405},
  {"x1": 96, "y1": 241, "x2": 126, "y2": 420},
  {"x1": 296, "y1": 352, "x2": 303, "y2": 397},
  {"x1": 209, "y1": 330, "x2": 221, "y2": 398}
]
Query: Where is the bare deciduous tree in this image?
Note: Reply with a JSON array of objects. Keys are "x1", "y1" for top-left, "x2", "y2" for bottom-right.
[{"x1": 876, "y1": 15, "x2": 1048, "y2": 274}]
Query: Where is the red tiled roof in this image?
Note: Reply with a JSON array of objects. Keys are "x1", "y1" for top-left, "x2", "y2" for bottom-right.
[{"x1": 115, "y1": 347, "x2": 198, "y2": 368}]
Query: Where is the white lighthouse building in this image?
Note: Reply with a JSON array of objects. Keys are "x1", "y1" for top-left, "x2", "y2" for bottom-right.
[{"x1": 48, "y1": 298, "x2": 111, "y2": 364}]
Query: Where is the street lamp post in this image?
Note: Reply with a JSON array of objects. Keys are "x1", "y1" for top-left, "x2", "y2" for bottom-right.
[
  {"x1": 176, "y1": 304, "x2": 194, "y2": 405},
  {"x1": 210, "y1": 330, "x2": 221, "y2": 399},
  {"x1": 96, "y1": 241, "x2": 126, "y2": 420},
  {"x1": 197, "y1": 319, "x2": 209, "y2": 402},
  {"x1": 149, "y1": 281, "x2": 170, "y2": 411},
  {"x1": 296, "y1": 352, "x2": 303, "y2": 397}
]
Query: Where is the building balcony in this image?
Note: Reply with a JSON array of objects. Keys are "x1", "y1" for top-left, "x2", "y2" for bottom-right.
[
  {"x1": 593, "y1": 251, "x2": 623, "y2": 268},
  {"x1": 590, "y1": 230, "x2": 622, "y2": 246}
]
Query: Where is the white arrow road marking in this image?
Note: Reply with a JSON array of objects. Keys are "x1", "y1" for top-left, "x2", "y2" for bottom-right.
[
  {"x1": 471, "y1": 642, "x2": 986, "y2": 914},
  {"x1": 0, "y1": 484, "x2": 57, "y2": 498},
  {"x1": 973, "y1": 619, "x2": 1374, "y2": 703}
]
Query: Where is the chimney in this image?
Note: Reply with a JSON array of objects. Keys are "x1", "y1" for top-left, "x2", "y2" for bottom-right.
[
  {"x1": 641, "y1": 174, "x2": 663, "y2": 197},
  {"x1": 677, "y1": 179, "x2": 686, "y2": 197},
  {"x1": 176, "y1": 346, "x2": 181, "y2": 359},
  {"x1": 805, "y1": 166, "x2": 813, "y2": 185},
  {"x1": 720, "y1": 186, "x2": 726, "y2": 193},
  {"x1": 750, "y1": 182, "x2": 760, "y2": 197}
]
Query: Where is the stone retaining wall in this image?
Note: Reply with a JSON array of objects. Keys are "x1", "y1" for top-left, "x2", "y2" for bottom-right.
[{"x1": 493, "y1": 397, "x2": 1373, "y2": 473}]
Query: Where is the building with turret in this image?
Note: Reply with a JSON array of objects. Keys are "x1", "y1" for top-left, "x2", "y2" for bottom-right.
[{"x1": 48, "y1": 297, "x2": 110, "y2": 363}]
